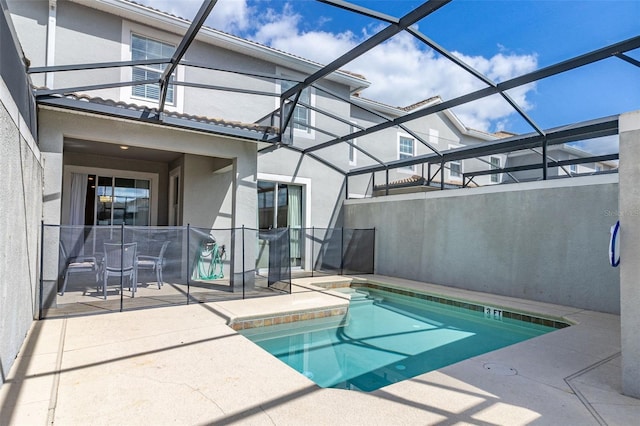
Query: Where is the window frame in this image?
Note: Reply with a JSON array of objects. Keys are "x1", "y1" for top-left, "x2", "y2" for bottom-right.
[
  {"x1": 120, "y1": 21, "x2": 184, "y2": 112},
  {"x1": 276, "y1": 70, "x2": 316, "y2": 139},
  {"x1": 130, "y1": 33, "x2": 176, "y2": 104},
  {"x1": 490, "y1": 156, "x2": 501, "y2": 183},
  {"x1": 570, "y1": 163, "x2": 578, "y2": 174},
  {"x1": 448, "y1": 144, "x2": 463, "y2": 181},
  {"x1": 398, "y1": 133, "x2": 416, "y2": 174}
]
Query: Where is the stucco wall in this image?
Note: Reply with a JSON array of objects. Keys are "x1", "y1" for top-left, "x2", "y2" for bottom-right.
[
  {"x1": 618, "y1": 110, "x2": 640, "y2": 397},
  {"x1": 344, "y1": 174, "x2": 620, "y2": 313},
  {"x1": 0, "y1": 79, "x2": 43, "y2": 386},
  {"x1": 258, "y1": 147, "x2": 346, "y2": 229}
]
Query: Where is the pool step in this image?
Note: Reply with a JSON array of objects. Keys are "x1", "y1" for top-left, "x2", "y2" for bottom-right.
[
  {"x1": 350, "y1": 290, "x2": 375, "y2": 306},
  {"x1": 332, "y1": 287, "x2": 379, "y2": 306}
]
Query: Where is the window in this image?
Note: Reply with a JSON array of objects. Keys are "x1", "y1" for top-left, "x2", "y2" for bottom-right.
[
  {"x1": 280, "y1": 78, "x2": 311, "y2": 132},
  {"x1": 348, "y1": 124, "x2": 357, "y2": 166},
  {"x1": 490, "y1": 156, "x2": 501, "y2": 183},
  {"x1": 595, "y1": 165, "x2": 602, "y2": 172},
  {"x1": 450, "y1": 160, "x2": 462, "y2": 179},
  {"x1": 131, "y1": 34, "x2": 175, "y2": 103},
  {"x1": 399, "y1": 135, "x2": 415, "y2": 172},
  {"x1": 448, "y1": 144, "x2": 462, "y2": 180},
  {"x1": 570, "y1": 163, "x2": 577, "y2": 174}
]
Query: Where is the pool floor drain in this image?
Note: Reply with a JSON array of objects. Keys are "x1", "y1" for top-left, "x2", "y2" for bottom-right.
[{"x1": 483, "y1": 363, "x2": 517, "y2": 376}]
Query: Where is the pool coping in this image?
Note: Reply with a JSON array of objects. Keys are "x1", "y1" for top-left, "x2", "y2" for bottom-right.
[{"x1": 222, "y1": 275, "x2": 575, "y2": 331}]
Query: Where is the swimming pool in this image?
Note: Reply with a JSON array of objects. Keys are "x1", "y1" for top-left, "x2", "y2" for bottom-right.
[{"x1": 239, "y1": 287, "x2": 566, "y2": 392}]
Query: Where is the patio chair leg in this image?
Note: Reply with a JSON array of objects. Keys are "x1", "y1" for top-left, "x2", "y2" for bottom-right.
[
  {"x1": 156, "y1": 267, "x2": 161, "y2": 289},
  {"x1": 60, "y1": 272, "x2": 69, "y2": 296}
]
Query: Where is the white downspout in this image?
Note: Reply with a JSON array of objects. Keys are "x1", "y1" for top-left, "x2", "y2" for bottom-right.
[{"x1": 45, "y1": 0, "x2": 57, "y2": 88}]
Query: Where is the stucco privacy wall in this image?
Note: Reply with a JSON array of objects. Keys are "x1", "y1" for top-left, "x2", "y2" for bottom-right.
[
  {"x1": 344, "y1": 174, "x2": 620, "y2": 313},
  {"x1": 619, "y1": 110, "x2": 640, "y2": 398},
  {"x1": 0, "y1": 79, "x2": 43, "y2": 386}
]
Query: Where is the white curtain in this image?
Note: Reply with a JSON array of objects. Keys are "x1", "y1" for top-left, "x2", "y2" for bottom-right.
[
  {"x1": 287, "y1": 185, "x2": 302, "y2": 260},
  {"x1": 69, "y1": 173, "x2": 88, "y2": 225}
]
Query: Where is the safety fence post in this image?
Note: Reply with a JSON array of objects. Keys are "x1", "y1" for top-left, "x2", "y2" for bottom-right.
[
  {"x1": 38, "y1": 221, "x2": 44, "y2": 320},
  {"x1": 186, "y1": 224, "x2": 191, "y2": 304},
  {"x1": 340, "y1": 227, "x2": 344, "y2": 276},
  {"x1": 242, "y1": 225, "x2": 246, "y2": 300},
  {"x1": 120, "y1": 223, "x2": 124, "y2": 312}
]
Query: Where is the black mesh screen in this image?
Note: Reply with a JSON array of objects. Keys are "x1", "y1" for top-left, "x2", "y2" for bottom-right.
[
  {"x1": 41, "y1": 224, "x2": 371, "y2": 317},
  {"x1": 258, "y1": 228, "x2": 291, "y2": 293},
  {"x1": 342, "y1": 228, "x2": 375, "y2": 275}
]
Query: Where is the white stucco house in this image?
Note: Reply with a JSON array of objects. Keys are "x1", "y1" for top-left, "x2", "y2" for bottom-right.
[{"x1": 5, "y1": 0, "x2": 518, "y2": 273}]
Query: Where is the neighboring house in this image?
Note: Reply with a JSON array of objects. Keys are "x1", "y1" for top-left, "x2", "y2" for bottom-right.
[
  {"x1": 502, "y1": 144, "x2": 617, "y2": 183},
  {"x1": 344, "y1": 95, "x2": 508, "y2": 195}
]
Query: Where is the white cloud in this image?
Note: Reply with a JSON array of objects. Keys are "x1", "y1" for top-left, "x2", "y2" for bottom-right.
[
  {"x1": 250, "y1": 4, "x2": 357, "y2": 64},
  {"x1": 136, "y1": 0, "x2": 250, "y2": 33},
  {"x1": 135, "y1": 0, "x2": 540, "y2": 133}
]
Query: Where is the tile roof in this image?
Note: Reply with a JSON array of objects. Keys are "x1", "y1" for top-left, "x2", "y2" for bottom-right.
[
  {"x1": 42, "y1": 93, "x2": 278, "y2": 135},
  {"x1": 401, "y1": 96, "x2": 443, "y2": 111},
  {"x1": 373, "y1": 174, "x2": 475, "y2": 189}
]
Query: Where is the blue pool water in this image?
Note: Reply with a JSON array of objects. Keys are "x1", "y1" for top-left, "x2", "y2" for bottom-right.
[{"x1": 239, "y1": 287, "x2": 559, "y2": 392}]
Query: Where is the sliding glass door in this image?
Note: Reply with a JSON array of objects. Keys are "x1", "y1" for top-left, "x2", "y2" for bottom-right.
[
  {"x1": 257, "y1": 181, "x2": 303, "y2": 267},
  {"x1": 93, "y1": 175, "x2": 150, "y2": 226}
]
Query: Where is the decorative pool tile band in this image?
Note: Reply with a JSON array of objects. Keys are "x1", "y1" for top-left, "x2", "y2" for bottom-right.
[
  {"x1": 308, "y1": 281, "x2": 352, "y2": 289},
  {"x1": 229, "y1": 307, "x2": 348, "y2": 331},
  {"x1": 352, "y1": 282, "x2": 570, "y2": 329}
]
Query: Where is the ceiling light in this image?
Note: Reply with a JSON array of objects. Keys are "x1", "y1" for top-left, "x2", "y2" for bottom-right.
[{"x1": 120, "y1": 145, "x2": 129, "y2": 150}]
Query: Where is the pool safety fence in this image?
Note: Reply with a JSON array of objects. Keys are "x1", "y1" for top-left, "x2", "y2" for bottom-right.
[{"x1": 39, "y1": 224, "x2": 375, "y2": 318}]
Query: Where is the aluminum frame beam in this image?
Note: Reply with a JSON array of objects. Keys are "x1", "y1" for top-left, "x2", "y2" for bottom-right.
[
  {"x1": 307, "y1": 36, "x2": 640, "y2": 155},
  {"x1": 158, "y1": 0, "x2": 217, "y2": 112},
  {"x1": 283, "y1": 144, "x2": 347, "y2": 176},
  {"x1": 279, "y1": 0, "x2": 451, "y2": 134},
  {"x1": 34, "y1": 79, "x2": 158, "y2": 97},
  {"x1": 308, "y1": 83, "x2": 442, "y2": 155},
  {"x1": 318, "y1": 0, "x2": 398, "y2": 24},
  {"x1": 462, "y1": 153, "x2": 619, "y2": 179},
  {"x1": 406, "y1": 27, "x2": 546, "y2": 137},
  {"x1": 348, "y1": 115, "x2": 619, "y2": 176},
  {"x1": 28, "y1": 59, "x2": 171, "y2": 74},
  {"x1": 616, "y1": 53, "x2": 640, "y2": 68}
]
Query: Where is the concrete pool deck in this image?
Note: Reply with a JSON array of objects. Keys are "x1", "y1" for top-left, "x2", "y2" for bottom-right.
[{"x1": 1, "y1": 275, "x2": 638, "y2": 425}]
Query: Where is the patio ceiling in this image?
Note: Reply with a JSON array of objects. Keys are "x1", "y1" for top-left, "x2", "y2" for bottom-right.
[{"x1": 26, "y1": 0, "x2": 640, "y2": 178}]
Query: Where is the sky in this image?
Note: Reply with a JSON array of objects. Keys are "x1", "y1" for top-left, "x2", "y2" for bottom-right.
[{"x1": 135, "y1": 0, "x2": 639, "y2": 153}]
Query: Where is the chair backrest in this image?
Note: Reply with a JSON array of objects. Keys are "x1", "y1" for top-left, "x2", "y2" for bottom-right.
[
  {"x1": 104, "y1": 243, "x2": 137, "y2": 271},
  {"x1": 158, "y1": 240, "x2": 170, "y2": 258}
]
